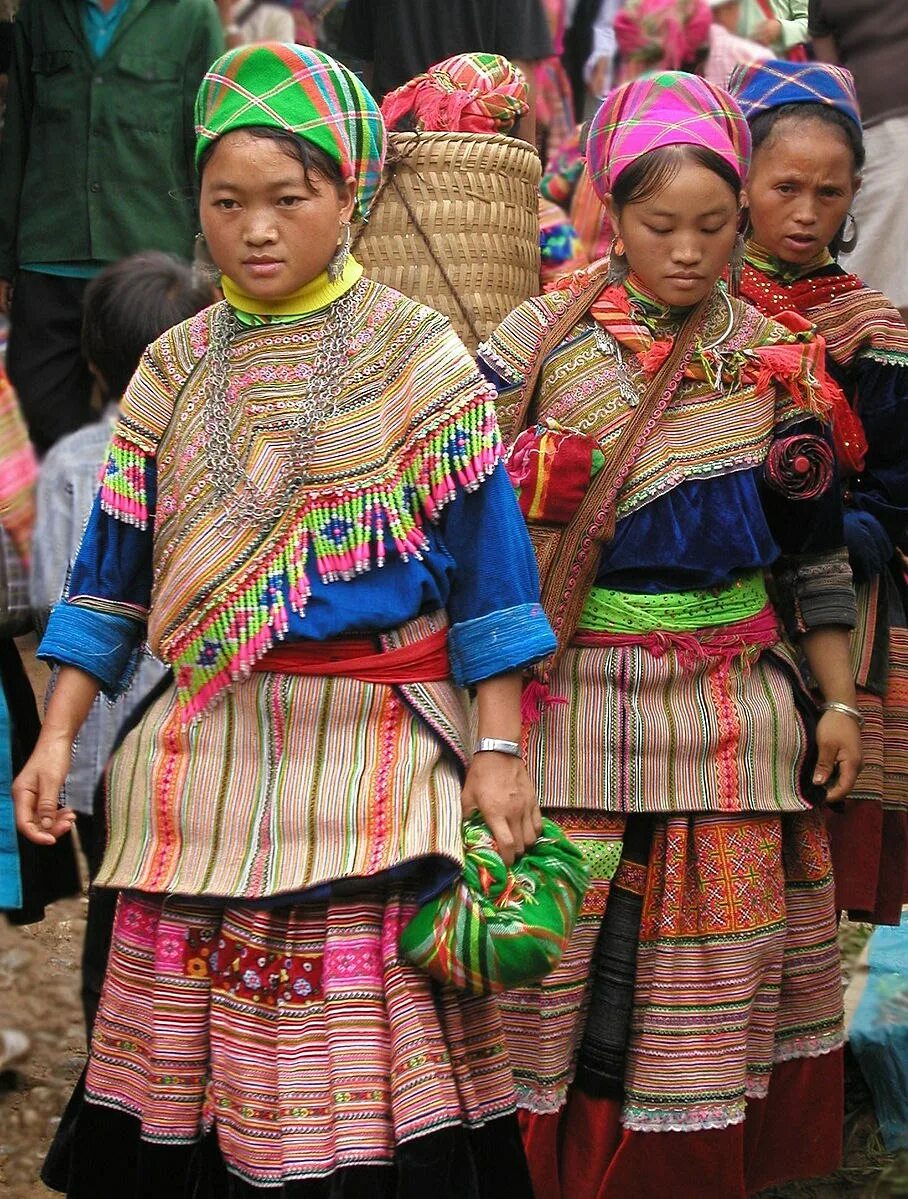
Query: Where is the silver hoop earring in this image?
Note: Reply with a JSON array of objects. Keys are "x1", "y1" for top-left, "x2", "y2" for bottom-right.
[
  {"x1": 193, "y1": 232, "x2": 221, "y2": 285},
  {"x1": 327, "y1": 221, "x2": 352, "y2": 283},
  {"x1": 838, "y1": 211, "x2": 859, "y2": 254},
  {"x1": 729, "y1": 231, "x2": 745, "y2": 293},
  {"x1": 606, "y1": 236, "x2": 629, "y2": 286}
]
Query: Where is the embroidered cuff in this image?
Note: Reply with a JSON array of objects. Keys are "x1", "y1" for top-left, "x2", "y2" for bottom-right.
[
  {"x1": 772, "y1": 548, "x2": 857, "y2": 638},
  {"x1": 38, "y1": 602, "x2": 145, "y2": 697},
  {"x1": 448, "y1": 603, "x2": 556, "y2": 687}
]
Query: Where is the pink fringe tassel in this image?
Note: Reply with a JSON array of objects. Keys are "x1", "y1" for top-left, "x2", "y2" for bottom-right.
[{"x1": 521, "y1": 679, "x2": 568, "y2": 725}]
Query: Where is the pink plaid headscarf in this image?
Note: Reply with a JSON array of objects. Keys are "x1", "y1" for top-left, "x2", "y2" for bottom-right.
[
  {"x1": 381, "y1": 53, "x2": 529, "y2": 136},
  {"x1": 586, "y1": 71, "x2": 751, "y2": 200},
  {"x1": 614, "y1": 0, "x2": 712, "y2": 75}
]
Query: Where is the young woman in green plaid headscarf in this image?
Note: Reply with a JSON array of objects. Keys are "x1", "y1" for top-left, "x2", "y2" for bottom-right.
[{"x1": 23, "y1": 42, "x2": 558, "y2": 1198}]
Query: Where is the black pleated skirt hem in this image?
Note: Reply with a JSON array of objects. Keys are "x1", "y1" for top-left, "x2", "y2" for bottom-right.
[{"x1": 42, "y1": 1072, "x2": 535, "y2": 1199}]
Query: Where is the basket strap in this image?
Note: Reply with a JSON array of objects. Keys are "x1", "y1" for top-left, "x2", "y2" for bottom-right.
[
  {"x1": 352, "y1": 146, "x2": 484, "y2": 347},
  {"x1": 389, "y1": 172, "x2": 484, "y2": 347},
  {"x1": 535, "y1": 291, "x2": 714, "y2": 676}
]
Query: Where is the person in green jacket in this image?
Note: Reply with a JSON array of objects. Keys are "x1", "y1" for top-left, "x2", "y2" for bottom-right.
[
  {"x1": 736, "y1": 0, "x2": 808, "y2": 56},
  {"x1": 0, "y1": 0, "x2": 223, "y2": 453}
]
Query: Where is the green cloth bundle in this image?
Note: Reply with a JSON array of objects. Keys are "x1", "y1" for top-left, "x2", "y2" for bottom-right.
[{"x1": 400, "y1": 815, "x2": 590, "y2": 995}]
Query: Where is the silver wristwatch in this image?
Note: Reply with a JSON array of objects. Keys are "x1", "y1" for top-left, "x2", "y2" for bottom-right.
[{"x1": 473, "y1": 737, "x2": 522, "y2": 757}]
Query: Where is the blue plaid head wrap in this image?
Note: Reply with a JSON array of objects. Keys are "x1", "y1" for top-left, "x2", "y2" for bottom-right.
[{"x1": 728, "y1": 60, "x2": 861, "y2": 130}]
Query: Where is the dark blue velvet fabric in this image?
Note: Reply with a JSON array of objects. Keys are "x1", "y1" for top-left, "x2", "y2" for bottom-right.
[
  {"x1": 596, "y1": 423, "x2": 844, "y2": 593},
  {"x1": 596, "y1": 467, "x2": 778, "y2": 593},
  {"x1": 830, "y1": 353, "x2": 908, "y2": 563}
]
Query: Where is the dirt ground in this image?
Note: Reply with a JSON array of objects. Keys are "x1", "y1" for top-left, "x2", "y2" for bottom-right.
[
  {"x1": 0, "y1": 645, "x2": 905, "y2": 1197},
  {"x1": 0, "y1": 895, "x2": 87, "y2": 1198}
]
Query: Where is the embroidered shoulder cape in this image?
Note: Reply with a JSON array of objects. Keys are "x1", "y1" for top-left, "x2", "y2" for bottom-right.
[
  {"x1": 100, "y1": 280, "x2": 501, "y2": 718},
  {"x1": 740, "y1": 256, "x2": 908, "y2": 691},
  {"x1": 481, "y1": 272, "x2": 834, "y2": 520}
]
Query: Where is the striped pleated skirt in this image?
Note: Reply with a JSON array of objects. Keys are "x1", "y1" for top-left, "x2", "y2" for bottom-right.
[
  {"x1": 500, "y1": 641, "x2": 845, "y2": 1198},
  {"x1": 828, "y1": 614, "x2": 908, "y2": 924},
  {"x1": 53, "y1": 887, "x2": 526, "y2": 1194},
  {"x1": 42, "y1": 667, "x2": 533, "y2": 1197}
]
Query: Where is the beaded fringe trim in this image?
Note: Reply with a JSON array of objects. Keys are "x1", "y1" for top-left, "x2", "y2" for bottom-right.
[
  {"x1": 118, "y1": 386, "x2": 501, "y2": 722},
  {"x1": 100, "y1": 434, "x2": 151, "y2": 528}
]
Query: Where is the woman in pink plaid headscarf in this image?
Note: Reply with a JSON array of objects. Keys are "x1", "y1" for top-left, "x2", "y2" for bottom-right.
[
  {"x1": 479, "y1": 68, "x2": 860, "y2": 1199},
  {"x1": 614, "y1": 0, "x2": 712, "y2": 81}
]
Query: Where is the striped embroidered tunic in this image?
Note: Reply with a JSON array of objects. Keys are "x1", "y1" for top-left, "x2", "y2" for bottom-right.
[
  {"x1": 741, "y1": 251, "x2": 908, "y2": 694},
  {"x1": 480, "y1": 275, "x2": 855, "y2": 816},
  {"x1": 741, "y1": 248, "x2": 908, "y2": 923},
  {"x1": 38, "y1": 278, "x2": 555, "y2": 901}
]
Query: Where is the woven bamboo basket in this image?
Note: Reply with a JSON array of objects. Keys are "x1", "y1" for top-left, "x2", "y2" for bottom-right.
[{"x1": 353, "y1": 131, "x2": 542, "y2": 354}]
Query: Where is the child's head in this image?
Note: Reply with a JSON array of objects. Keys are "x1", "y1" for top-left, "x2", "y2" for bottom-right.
[
  {"x1": 708, "y1": 0, "x2": 741, "y2": 33},
  {"x1": 82, "y1": 252, "x2": 212, "y2": 400},
  {"x1": 614, "y1": 0, "x2": 712, "y2": 80}
]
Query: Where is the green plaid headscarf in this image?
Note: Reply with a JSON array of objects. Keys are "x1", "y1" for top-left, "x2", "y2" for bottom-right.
[{"x1": 195, "y1": 43, "x2": 386, "y2": 219}]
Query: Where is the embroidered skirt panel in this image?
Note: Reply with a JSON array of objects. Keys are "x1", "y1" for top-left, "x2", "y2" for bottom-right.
[
  {"x1": 83, "y1": 889, "x2": 519, "y2": 1187},
  {"x1": 499, "y1": 808, "x2": 844, "y2": 1134}
]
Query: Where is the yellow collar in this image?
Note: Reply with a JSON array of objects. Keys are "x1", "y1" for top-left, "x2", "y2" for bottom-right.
[{"x1": 221, "y1": 257, "x2": 364, "y2": 317}]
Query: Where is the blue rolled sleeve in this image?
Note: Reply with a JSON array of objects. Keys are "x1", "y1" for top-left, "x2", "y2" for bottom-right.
[
  {"x1": 38, "y1": 603, "x2": 144, "y2": 696},
  {"x1": 441, "y1": 462, "x2": 555, "y2": 685},
  {"x1": 448, "y1": 602, "x2": 555, "y2": 686}
]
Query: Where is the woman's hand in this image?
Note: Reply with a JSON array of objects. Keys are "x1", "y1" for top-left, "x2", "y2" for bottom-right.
[
  {"x1": 754, "y1": 17, "x2": 782, "y2": 45},
  {"x1": 801, "y1": 627, "x2": 862, "y2": 802},
  {"x1": 14, "y1": 731, "x2": 77, "y2": 845},
  {"x1": 813, "y1": 709, "x2": 863, "y2": 802},
  {"x1": 14, "y1": 665, "x2": 100, "y2": 842},
  {"x1": 461, "y1": 752, "x2": 542, "y2": 866}
]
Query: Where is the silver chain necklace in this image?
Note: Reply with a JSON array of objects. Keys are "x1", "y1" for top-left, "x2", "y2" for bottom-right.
[
  {"x1": 593, "y1": 324, "x2": 643, "y2": 407},
  {"x1": 592, "y1": 289, "x2": 735, "y2": 408},
  {"x1": 204, "y1": 282, "x2": 363, "y2": 534}
]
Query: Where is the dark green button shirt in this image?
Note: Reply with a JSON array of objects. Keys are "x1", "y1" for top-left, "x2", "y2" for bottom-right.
[{"x1": 0, "y1": 0, "x2": 224, "y2": 278}]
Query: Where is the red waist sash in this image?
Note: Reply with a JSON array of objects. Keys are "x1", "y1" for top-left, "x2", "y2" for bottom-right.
[{"x1": 251, "y1": 628, "x2": 450, "y2": 683}]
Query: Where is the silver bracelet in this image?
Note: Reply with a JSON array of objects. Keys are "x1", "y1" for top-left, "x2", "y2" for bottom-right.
[
  {"x1": 820, "y1": 701, "x2": 865, "y2": 729},
  {"x1": 473, "y1": 737, "x2": 522, "y2": 757}
]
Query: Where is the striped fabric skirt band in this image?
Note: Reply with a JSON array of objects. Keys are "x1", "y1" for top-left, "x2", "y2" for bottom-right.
[
  {"x1": 827, "y1": 624, "x2": 908, "y2": 922},
  {"x1": 86, "y1": 888, "x2": 518, "y2": 1187},
  {"x1": 96, "y1": 653, "x2": 468, "y2": 901},
  {"x1": 525, "y1": 642, "x2": 816, "y2": 815},
  {"x1": 845, "y1": 578, "x2": 908, "y2": 812},
  {"x1": 499, "y1": 808, "x2": 844, "y2": 1133},
  {"x1": 854, "y1": 625, "x2": 908, "y2": 813}
]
